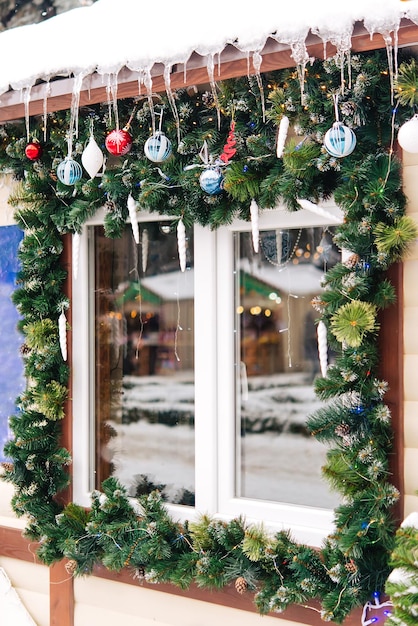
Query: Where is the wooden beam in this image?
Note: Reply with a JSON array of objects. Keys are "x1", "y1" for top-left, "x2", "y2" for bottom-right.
[
  {"x1": 50, "y1": 560, "x2": 74, "y2": 626},
  {"x1": 0, "y1": 20, "x2": 417, "y2": 123},
  {"x1": 93, "y1": 565, "x2": 363, "y2": 626},
  {"x1": 0, "y1": 526, "x2": 39, "y2": 563}
]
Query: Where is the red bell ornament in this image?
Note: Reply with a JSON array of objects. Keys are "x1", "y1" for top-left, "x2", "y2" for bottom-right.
[
  {"x1": 25, "y1": 141, "x2": 42, "y2": 161},
  {"x1": 105, "y1": 127, "x2": 133, "y2": 156}
]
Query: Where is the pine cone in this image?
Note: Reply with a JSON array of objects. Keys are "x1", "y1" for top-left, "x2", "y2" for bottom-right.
[
  {"x1": 335, "y1": 423, "x2": 350, "y2": 437},
  {"x1": 344, "y1": 253, "x2": 360, "y2": 269},
  {"x1": 65, "y1": 559, "x2": 77, "y2": 575},
  {"x1": 345, "y1": 560, "x2": 358, "y2": 574},
  {"x1": 235, "y1": 576, "x2": 248, "y2": 594},
  {"x1": 135, "y1": 566, "x2": 146, "y2": 581}
]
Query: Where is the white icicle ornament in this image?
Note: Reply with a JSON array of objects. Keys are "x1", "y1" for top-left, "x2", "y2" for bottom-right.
[
  {"x1": 127, "y1": 194, "x2": 140, "y2": 244},
  {"x1": 276, "y1": 115, "x2": 289, "y2": 158},
  {"x1": 250, "y1": 199, "x2": 259, "y2": 253},
  {"x1": 72, "y1": 232, "x2": 80, "y2": 280},
  {"x1": 177, "y1": 218, "x2": 186, "y2": 272},
  {"x1": 317, "y1": 320, "x2": 328, "y2": 377},
  {"x1": 81, "y1": 134, "x2": 104, "y2": 179},
  {"x1": 142, "y1": 229, "x2": 149, "y2": 273},
  {"x1": 59, "y1": 310, "x2": 67, "y2": 362}
]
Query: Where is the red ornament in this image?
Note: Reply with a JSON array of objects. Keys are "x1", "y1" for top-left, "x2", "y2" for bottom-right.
[
  {"x1": 25, "y1": 141, "x2": 42, "y2": 161},
  {"x1": 219, "y1": 120, "x2": 237, "y2": 163},
  {"x1": 105, "y1": 127, "x2": 133, "y2": 156}
]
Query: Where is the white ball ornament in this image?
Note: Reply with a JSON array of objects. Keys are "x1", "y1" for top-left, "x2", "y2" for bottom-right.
[
  {"x1": 57, "y1": 157, "x2": 82, "y2": 185},
  {"x1": 199, "y1": 167, "x2": 224, "y2": 195},
  {"x1": 397, "y1": 114, "x2": 418, "y2": 153},
  {"x1": 81, "y1": 135, "x2": 104, "y2": 178},
  {"x1": 324, "y1": 122, "x2": 356, "y2": 158},
  {"x1": 144, "y1": 131, "x2": 172, "y2": 163}
]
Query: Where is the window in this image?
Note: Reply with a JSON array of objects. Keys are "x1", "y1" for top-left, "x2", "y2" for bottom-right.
[
  {"x1": 72, "y1": 204, "x2": 343, "y2": 546},
  {"x1": 0, "y1": 225, "x2": 24, "y2": 462}
]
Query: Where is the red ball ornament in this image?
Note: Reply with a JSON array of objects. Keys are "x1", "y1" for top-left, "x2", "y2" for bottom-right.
[
  {"x1": 105, "y1": 128, "x2": 133, "y2": 156},
  {"x1": 25, "y1": 141, "x2": 42, "y2": 161}
]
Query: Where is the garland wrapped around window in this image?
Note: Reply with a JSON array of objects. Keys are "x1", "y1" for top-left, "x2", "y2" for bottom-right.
[{"x1": 0, "y1": 49, "x2": 417, "y2": 623}]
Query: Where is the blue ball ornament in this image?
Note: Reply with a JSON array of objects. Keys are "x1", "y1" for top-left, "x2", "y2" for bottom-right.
[
  {"x1": 57, "y1": 157, "x2": 83, "y2": 185},
  {"x1": 144, "y1": 131, "x2": 172, "y2": 163},
  {"x1": 324, "y1": 122, "x2": 356, "y2": 158},
  {"x1": 199, "y1": 167, "x2": 224, "y2": 195}
]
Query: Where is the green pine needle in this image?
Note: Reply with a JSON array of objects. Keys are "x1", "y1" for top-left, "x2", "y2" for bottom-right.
[{"x1": 331, "y1": 300, "x2": 378, "y2": 347}]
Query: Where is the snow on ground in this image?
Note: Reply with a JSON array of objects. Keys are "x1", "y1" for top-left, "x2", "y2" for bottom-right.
[{"x1": 105, "y1": 371, "x2": 340, "y2": 510}]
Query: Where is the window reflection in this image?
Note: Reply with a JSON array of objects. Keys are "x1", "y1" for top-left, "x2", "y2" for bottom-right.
[
  {"x1": 235, "y1": 227, "x2": 341, "y2": 509},
  {"x1": 93, "y1": 222, "x2": 195, "y2": 505}
]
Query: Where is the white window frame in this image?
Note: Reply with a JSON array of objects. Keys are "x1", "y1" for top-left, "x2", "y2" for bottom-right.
[{"x1": 72, "y1": 202, "x2": 343, "y2": 547}]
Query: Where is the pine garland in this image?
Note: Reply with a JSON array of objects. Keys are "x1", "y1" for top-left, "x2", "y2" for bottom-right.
[{"x1": 0, "y1": 49, "x2": 417, "y2": 623}]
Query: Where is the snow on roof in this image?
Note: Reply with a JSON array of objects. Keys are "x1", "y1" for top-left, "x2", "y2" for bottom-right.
[{"x1": 0, "y1": 0, "x2": 417, "y2": 96}]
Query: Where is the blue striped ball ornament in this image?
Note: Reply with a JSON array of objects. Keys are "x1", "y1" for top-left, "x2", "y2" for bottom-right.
[
  {"x1": 144, "y1": 131, "x2": 172, "y2": 163},
  {"x1": 199, "y1": 167, "x2": 224, "y2": 195},
  {"x1": 57, "y1": 158, "x2": 83, "y2": 185},
  {"x1": 324, "y1": 122, "x2": 356, "y2": 158}
]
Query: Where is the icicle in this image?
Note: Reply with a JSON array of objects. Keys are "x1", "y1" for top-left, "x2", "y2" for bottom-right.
[
  {"x1": 252, "y1": 51, "x2": 266, "y2": 123},
  {"x1": 59, "y1": 310, "x2": 67, "y2": 362},
  {"x1": 177, "y1": 218, "x2": 186, "y2": 272},
  {"x1": 317, "y1": 321, "x2": 328, "y2": 377},
  {"x1": 206, "y1": 54, "x2": 221, "y2": 130},
  {"x1": 289, "y1": 40, "x2": 309, "y2": 105},
  {"x1": 106, "y1": 72, "x2": 120, "y2": 131},
  {"x1": 276, "y1": 116, "x2": 289, "y2": 158},
  {"x1": 383, "y1": 33, "x2": 397, "y2": 106},
  {"x1": 23, "y1": 85, "x2": 32, "y2": 142},
  {"x1": 250, "y1": 199, "x2": 259, "y2": 253},
  {"x1": 69, "y1": 72, "x2": 85, "y2": 144},
  {"x1": 72, "y1": 232, "x2": 80, "y2": 280},
  {"x1": 163, "y1": 64, "x2": 181, "y2": 144},
  {"x1": 42, "y1": 81, "x2": 51, "y2": 143},
  {"x1": 141, "y1": 229, "x2": 149, "y2": 274},
  {"x1": 127, "y1": 194, "x2": 140, "y2": 244}
]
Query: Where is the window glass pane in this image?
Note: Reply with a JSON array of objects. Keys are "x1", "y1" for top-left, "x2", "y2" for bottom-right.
[
  {"x1": 0, "y1": 225, "x2": 25, "y2": 462},
  {"x1": 93, "y1": 222, "x2": 195, "y2": 505},
  {"x1": 234, "y1": 227, "x2": 340, "y2": 509}
]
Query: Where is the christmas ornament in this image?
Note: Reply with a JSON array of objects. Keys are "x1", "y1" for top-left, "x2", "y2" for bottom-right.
[
  {"x1": 317, "y1": 320, "x2": 328, "y2": 377},
  {"x1": 81, "y1": 133, "x2": 104, "y2": 178},
  {"x1": 142, "y1": 229, "x2": 149, "y2": 273},
  {"x1": 127, "y1": 194, "x2": 139, "y2": 244},
  {"x1": 177, "y1": 218, "x2": 186, "y2": 272},
  {"x1": 324, "y1": 122, "x2": 356, "y2": 158},
  {"x1": 219, "y1": 120, "x2": 237, "y2": 163},
  {"x1": 105, "y1": 127, "x2": 132, "y2": 156},
  {"x1": 199, "y1": 167, "x2": 223, "y2": 194},
  {"x1": 58, "y1": 309, "x2": 67, "y2": 361},
  {"x1": 276, "y1": 115, "x2": 289, "y2": 158},
  {"x1": 324, "y1": 94, "x2": 356, "y2": 158},
  {"x1": 25, "y1": 140, "x2": 42, "y2": 161},
  {"x1": 72, "y1": 232, "x2": 80, "y2": 280},
  {"x1": 250, "y1": 198, "x2": 259, "y2": 253},
  {"x1": 144, "y1": 130, "x2": 172, "y2": 163},
  {"x1": 56, "y1": 157, "x2": 82, "y2": 185},
  {"x1": 397, "y1": 114, "x2": 418, "y2": 153}
]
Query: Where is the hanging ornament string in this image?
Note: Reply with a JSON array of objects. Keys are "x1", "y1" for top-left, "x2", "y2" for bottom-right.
[
  {"x1": 163, "y1": 65, "x2": 181, "y2": 144},
  {"x1": 23, "y1": 85, "x2": 32, "y2": 143},
  {"x1": 260, "y1": 228, "x2": 303, "y2": 268}
]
